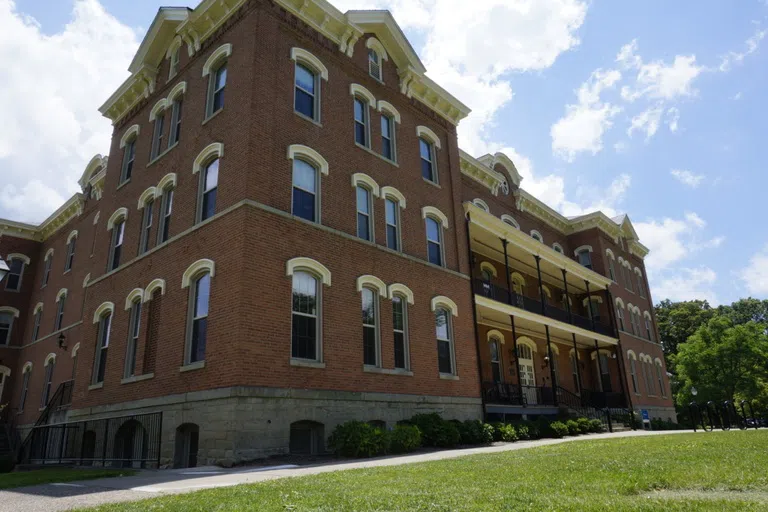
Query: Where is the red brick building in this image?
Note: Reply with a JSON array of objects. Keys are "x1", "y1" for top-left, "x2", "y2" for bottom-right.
[{"x1": 0, "y1": 0, "x2": 673, "y2": 468}]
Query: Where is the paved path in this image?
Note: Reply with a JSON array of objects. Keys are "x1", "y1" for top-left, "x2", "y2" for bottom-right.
[{"x1": 0, "y1": 429, "x2": 712, "y2": 511}]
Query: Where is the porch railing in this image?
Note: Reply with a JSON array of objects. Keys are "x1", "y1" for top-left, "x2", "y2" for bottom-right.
[
  {"x1": 482, "y1": 382, "x2": 556, "y2": 407},
  {"x1": 474, "y1": 280, "x2": 616, "y2": 338}
]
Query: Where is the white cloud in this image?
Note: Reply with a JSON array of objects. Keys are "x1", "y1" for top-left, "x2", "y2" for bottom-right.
[
  {"x1": 739, "y1": 245, "x2": 768, "y2": 296},
  {"x1": 0, "y1": 0, "x2": 138, "y2": 223},
  {"x1": 666, "y1": 107, "x2": 680, "y2": 132},
  {"x1": 559, "y1": 173, "x2": 631, "y2": 218},
  {"x1": 627, "y1": 104, "x2": 664, "y2": 139},
  {"x1": 331, "y1": 0, "x2": 589, "y2": 155},
  {"x1": 618, "y1": 40, "x2": 704, "y2": 102},
  {"x1": 652, "y1": 267, "x2": 719, "y2": 305},
  {"x1": 731, "y1": 91, "x2": 743, "y2": 100},
  {"x1": 550, "y1": 69, "x2": 622, "y2": 161},
  {"x1": 719, "y1": 27, "x2": 767, "y2": 72},
  {"x1": 670, "y1": 169, "x2": 705, "y2": 188}
]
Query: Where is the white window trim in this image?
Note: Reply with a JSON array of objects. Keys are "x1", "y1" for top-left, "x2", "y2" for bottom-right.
[
  {"x1": 144, "y1": 278, "x2": 167, "y2": 302},
  {"x1": 351, "y1": 173, "x2": 381, "y2": 197},
  {"x1": 486, "y1": 329, "x2": 505, "y2": 344},
  {"x1": 0, "y1": 306, "x2": 20, "y2": 318},
  {"x1": 472, "y1": 199, "x2": 489, "y2": 212},
  {"x1": 421, "y1": 206, "x2": 449, "y2": 229},
  {"x1": 287, "y1": 144, "x2": 329, "y2": 176},
  {"x1": 480, "y1": 261, "x2": 498, "y2": 278},
  {"x1": 119, "y1": 125, "x2": 140, "y2": 149},
  {"x1": 376, "y1": 101, "x2": 401, "y2": 123},
  {"x1": 157, "y1": 173, "x2": 177, "y2": 191},
  {"x1": 356, "y1": 275, "x2": 387, "y2": 297},
  {"x1": 92, "y1": 302, "x2": 115, "y2": 324},
  {"x1": 66, "y1": 230, "x2": 79, "y2": 244},
  {"x1": 149, "y1": 98, "x2": 168, "y2": 122},
  {"x1": 380, "y1": 186, "x2": 406, "y2": 208},
  {"x1": 182, "y1": 259, "x2": 216, "y2": 289},
  {"x1": 7, "y1": 253, "x2": 31, "y2": 266},
  {"x1": 530, "y1": 230, "x2": 543, "y2": 243},
  {"x1": 500, "y1": 215, "x2": 520, "y2": 229},
  {"x1": 55, "y1": 288, "x2": 68, "y2": 303},
  {"x1": 349, "y1": 83, "x2": 376, "y2": 105},
  {"x1": 106, "y1": 207, "x2": 128, "y2": 231},
  {"x1": 290, "y1": 48, "x2": 329, "y2": 80},
  {"x1": 192, "y1": 143, "x2": 224, "y2": 174},
  {"x1": 573, "y1": 245, "x2": 593, "y2": 257},
  {"x1": 201, "y1": 43, "x2": 232, "y2": 77},
  {"x1": 365, "y1": 37, "x2": 389, "y2": 61},
  {"x1": 124, "y1": 288, "x2": 145, "y2": 310},
  {"x1": 416, "y1": 126, "x2": 441, "y2": 149},
  {"x1": 387, "y1": 283, "x2": 414, "y2": 304},
  {"x1": 431, "y1": 295, "x2": 458, "y2": 316},
  {"x1": 286, "y1": 257, "x2": 331, "y2": 286},
  {"x1": 552, "y1": 243, "x2": 564, "y2": 253},
  {"x1": 167, "y1": 81, "x2": 187, "y2": 103},
  {"x1": 137, "y1": 187, "x2": 158, "y2": 209}
]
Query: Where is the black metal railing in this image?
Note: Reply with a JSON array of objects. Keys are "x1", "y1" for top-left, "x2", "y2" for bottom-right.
[
  {"x1": 32, "y1": 380, "x2": 75, "y2": 430},
  {"x1": 482, "y1": 382, "x2": 556, "y2": 407},
  {"x1": 474, "y1": 280, "x2": 616, "y2": 338},
  {"x1": 581, "y1": 389, "x2": 627, "y2": 409},
  {"x1": 22, "y1": 411, "x2": 163, "y2": 468}
]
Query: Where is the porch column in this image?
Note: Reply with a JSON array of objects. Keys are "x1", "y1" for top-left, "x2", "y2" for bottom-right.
[
  {"x1": 594, "y1": 339, "x2": 602, "y2": 392},
  {"x1": 571, "y1": 333, "x2": 583, "y2": 398},
  {"x1": 613, "y1": 347, "x2": 627, "y2": 406},
  {"x1": 604, "y1": 285, "x2": 619, "y2": 338},
  {"x1": 464, "y1": 213, "x2": 487, "y2": 413},
  {"x1": 545, "y1": 325, "x2": 558, "y2": 406},
  {"x1": 585, "y1": 280, "x2": 596, "y2": 332},
  {"x1": 561, "y1": 269, "x2": 572, "y2": 322},
  {"x1": 510, "y1": 315, "x2": 524, "y2": 407},
  {"x1": 535, "y1": 256, "x2": 546, "y2": 316},
  {"x1": 502, "y1": 238, "x2": 512, "y2": 304},
  {"x1": 606, "y1": 286, "x2": 634, "y2": 413}
]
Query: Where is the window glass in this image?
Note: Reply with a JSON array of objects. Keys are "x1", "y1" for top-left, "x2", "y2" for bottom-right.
[
  {"x1": 356, "y1": 186, "x2": 371, "y2": 241},
  {"x1": 190, "y1": 273, "x2": 210, "y2": 363},
  {"x1": 420, "y1": 138, "x2": 434, "y2": 181},
  {"x1": 292, "y1": 271, "x2": 318, "y2": 360},
  {"x1": 0, "y1": 313, "x2": 12, "y2": 345},
  {"x1": 295, "y1": 64, "x2": 316, "y2": 119},
  {"x1": 354, "y1": 98, "x2": 367, "y2": 146},
  {"x1": 201, "y1": 159, "x2": 219, "y2": 222},
  {"x1": 381, "y1": 115, "x2": 393, "y2": 160},
  {"x1": 211, "y1": 64, "x2": 227, "y2": 113},
  {"x1": 5, "y1": 259, "x2": 23, "y2": 291},
  {"x1": 426, "y1": 217, "x2": 442, "y2": 266},
  {"x1": 578, "y1": 250, "x2": 592, "y2": 269},
  {"x1": 362, "y1": 288, "x2": 377, "y2": 366},
  {"x1": 385, "y1": 199, "x2": 398, "y2": 250},
  {"x1": 436, "y1": 308, "x2": 452, "y2": 374},
  {"x1": 292, "y1": 159, "x2": 317, "y2": 222},
  {"x1": 393, "y1": 296, "x2": 406, "y2": 369}
]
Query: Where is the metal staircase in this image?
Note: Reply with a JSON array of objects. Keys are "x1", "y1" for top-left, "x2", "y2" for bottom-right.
[{"x1": 556, "y1": 386, "x2": 636, "y2": 432}]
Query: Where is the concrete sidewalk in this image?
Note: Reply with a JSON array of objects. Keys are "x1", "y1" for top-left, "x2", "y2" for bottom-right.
[{"x1": 0, "y1": 429, "x2": 703, "y2": 512}]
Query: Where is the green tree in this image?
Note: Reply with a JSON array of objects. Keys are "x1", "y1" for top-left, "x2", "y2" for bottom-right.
[
  {"x1": 674, "y1": 317, "x2": 768, "y2": 407},
  {"x1": 716, "y1": 298, "x2": 768, "y2": 325},
  {"x1": 655, "y1": 299, "x2": 715, "y2": 373}
]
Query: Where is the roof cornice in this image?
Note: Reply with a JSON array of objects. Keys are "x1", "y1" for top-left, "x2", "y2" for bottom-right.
[
  {"x1": 459, "y1": 150, "x2": 506, "y2": 196},
  {"x1": 0, "y1": 194, "x2": 84, "y2": 243}
]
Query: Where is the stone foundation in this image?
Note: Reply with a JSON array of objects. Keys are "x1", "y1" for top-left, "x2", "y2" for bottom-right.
[{"x1": 66, "y1": 386, "x2": 482, "y2": 467}]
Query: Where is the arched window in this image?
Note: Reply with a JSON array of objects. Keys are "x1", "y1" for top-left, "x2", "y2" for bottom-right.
[
  {"x1": 530, "y1": 230, "x2": 543, "y2": 243},
  {"x1": 124, "y1": 292, "x2": 142, "y2": 378},
  {"x1": 361, "y1": 286, "x2": 380, "y2": 367},
  {"x1": 184, "y1": 268, "x2": 212, "y2": 365},
  {"x1": 19, "y1": 363, "x2": 32, "y2": 412},
  {"x1": 291, "y1": 271, "x2": 321, "y2": 362},
  {"x1": 4, "y1": 253, "x2": 28, "y2": 292},
  {"x1": 65, "y1": 231, "x2": 78, "y2": 272},
  {"x1": 417, "y1": 127, "x2": 440, "y2": 184},
  {"x1": 615, "y1": 300, "x2": 626, "y2": 332},
  {"x1": 627, "y1": 351, "x2": 639, "y2": 394},
  {"x1": 356, "y1": 185, "x2": 374, "y2": 241},
  {"x1": 149, "y1": 99, "x2": 167, "y2": 160},
  {"x1": 569, "y1": 351, "x2": 580, "y2": 393},
  {"x1": 552, "y1": 243, "x2": 564, "y2": 254},
  {"x1": 635, "y1": 268, "x2": 646, "y2": 298},
  {"x1": 167, "y1": 82, "x2": 186, "y2": 147},
  {"x1": 168, "y1": 44, "x2": 181, "y2": 79},
  {"x1": 292, "y1": 51, "x2": 325, "y2": 121},
  {"x1": 41, "y1": 354, "x2": 56, "y2": 407},
  {"x1": 203, "y1": 43, "x2": 231, "y2": 118},
  {"x1": 119, "y1": 125, "x2": 139, "y2": 184},
  {"x1": 351, "y1": 84, "x2": 375, "y2": 148},
  {"x1": 435, "y1": 307, "x2": 455, "y2": 375},
  {"x1": 31, "y1": 303, "x2": 43, "y2": 342},
  {"x1": 501, "y1": 215, "x2": 519, "y2": 229},
  {"x1": 425, "y1": 216, "x2": 443, "y2": 266},
  {"x1": 606, "y1": 249, "x2": 617, "y2": 282},
  {"x1": 489, "y1": 335, "x2": 502, "y2": 383},
  {"x1": 510, "y1": 272, "x2": 526, "y2": 296},
  {"x1": 368, "y1": 48, "x2": 382, "y2": 81},
  {"x1": 289, "y1": 145, "x2": 328, "y2": 223},
  {"x1": 54, "y1": 289, "x2": 67, "y2": 331},
  {"x1": 575, "y1": 245, "x2": 593, "y2": 270},
  {"x1": 93, "y1": 310, "x2": 112, "y2": 385},
  {"x1": 392, "y1": 293, "x2": 410, "y2": 370},
  {"x1": 198, "y1": 157, "x2": 219, "y2": 223},
  {"x1": 138, "y1": 189, "x2": 156, "y2": 256},
  {"x1": 644, "y1": 311, "x2": 654, "y2": 341},
  {"x1": 584, "y1": 296, "x2": 601, "y2": 323},
  {"x1": 655, "y1": 359, "x2": 666, "y2": 398},
  {"x1": 157, "y1": 174, "x2": 176, "y2": 244},
  {"x1": 0, "y1": 309, "x2": 15, "y2": 346},
  {"x1": 472, "y1": 199, "x2": 489, "y2": 212},
  {"x1": 384, "y1": 196, "x2": 401, "y2": 251},
  {"x1": 42, "y1": 249, "x2": 53, "y2": 287},
  {"x1": 107, "y1": 208, "x2": 128, "y2": 271}
]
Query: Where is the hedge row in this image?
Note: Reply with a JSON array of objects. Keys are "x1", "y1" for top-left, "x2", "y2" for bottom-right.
[{"x1": 328, "y1": 414, "x2": 605, "y2": 458}]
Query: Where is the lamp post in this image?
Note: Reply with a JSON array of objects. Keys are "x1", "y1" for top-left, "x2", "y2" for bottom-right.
[
  {"x1": 0, "y1": 257, "x2": 9, "y2": 283},
  {"x1": 58, "y1": 333, "x2": 67, "y2": 351}
]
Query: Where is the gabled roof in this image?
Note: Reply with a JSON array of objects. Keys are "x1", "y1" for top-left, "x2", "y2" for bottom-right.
[
  {"x1": 478, "y1": 153, "x2": 523, "y2": 188},
  {"x1": 128, "y1": 7, "x2": 191, "y2": 74},
  {"x1": 346, "y1": 10, "x2": 426, "y2": 74}
]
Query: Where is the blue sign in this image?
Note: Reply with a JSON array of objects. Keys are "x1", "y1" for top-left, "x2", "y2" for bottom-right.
[{"x1": 641, "y1": 409, "x2": 650, "y2": 421}]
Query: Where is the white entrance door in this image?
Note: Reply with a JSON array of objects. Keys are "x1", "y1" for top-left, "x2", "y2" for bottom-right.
[{"x1": 518, "y1": 344, "x2": 537, "y2": 405}]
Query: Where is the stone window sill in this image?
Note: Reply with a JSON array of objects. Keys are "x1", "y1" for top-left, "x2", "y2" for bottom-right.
[
  {"x1": 116, "y1": 179, "x2": 130, "y2": 191},
  {"x1": 290, "y1": 358, "x2": 326, "y2": 369},
  {"x1": 439, "y1": 373, "x2": 459, "y2": 381},
  {"x1": 202, "y1": 108, "x2": 223, "y2": 126},
  {"x1": 147, "y1": 142, "x2": 179, "y2": 168},
  {"x1": 295, "y1": 111, "x2": 323, "y2": 127},
  {"x1": 355, "y1": 142, "x2": 399, "y2": 167},
  {"x1": 423, "y1": 177, "x2": 441, "y2": 189},
  {"x1": 88, "y1": 382, "x2": 104, "y2": 390},
  {"x1": 363, "y1": 366, "x2": 413, "y2": 376},
  {"x1": 179, "y1": 361, "x2": 205, "y2": 373},
  {"x1": 121, "y1": 373, "x2": 155, "y2": 385}
]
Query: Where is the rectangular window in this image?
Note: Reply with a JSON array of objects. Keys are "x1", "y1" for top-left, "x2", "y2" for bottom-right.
[
  {"x1": 139, "y1": 200, "x2": 154, "y2": 255},
  {"x1": 65, "y1": 238, "x2": 76, "y2": 272},
  {"x1": 151, "y1": 113, "x2": 165, "y2": 159},
  {"x1": 630, "y1": 359, "x2": 639, "y2": 394},
  {"x1": 93, "y1": 313, "x2": 111, "y2": 384},
  {"x1": 436, "y1": 309, "x2": 453, "y2": 374},
  {"x1": 608, "y1": 260, "x2": 616, "y2": 281},
  {"x1": 199, "y1": 159, "x2": 219, "y2": 222},
  {"x1": 32, "y1": 309, "x2": 41, "y2": 341},
  {"x1": 420, "y1": 138, "x2": 435, "y2": 182},
  {"x1": 158, "y1": 188, "x2": 173, "y2": 244},
  {"x1": 362, "y1": 288, "x2": 378, "y2": 366},
  {"x1": 188, "y1": 274, "x2": 210, "y2": 364},
  {"x1": 0, "y1": 313, "x2": 12, "y2": 345},
  {"x1": 385, "y1": 198, "x2": 399, "y2": 251},
  {"x1": 169, "y1": 99, "x2": 183, "y2": 146},
  {"x1": 645, "y1": 317, "x2": 654, "y2": 341},
  {"x1": 368, "y1": 49, "x2": 381, "y2": 81},
  {"x1": 125, "y1": 301, "x2": 141, "y2": 378},
  {"x1": 570, "y1": 353, "x2": 580, "y2": 392},
  {"x1": 356, "y1": 186, "x2": 372, "y2": 241},
  {"x1": 577, "y1": 250, "x2": 592, "y2": 270},
  {"x1": 393, "y1": 296, "x2": 408, "y2": 370},
  {"x1": 617, "y1": 308, "x2": 625, "y2": 331},
  {"x1": 599, "y1": 353, "x2": 612, "y2": 392},
  {"x1": 295, "y1": 63, "x2": 317, "y2": 120},
  {"x1": 354, "y1": 98, "x2": 368, "y2": 147},
  {"x1": 637, "y1": 274, "x2": 645, "y2": 298},
  {"x1": 42, "y1": 257, "x2": 51, "y2": 287},
  {"x1": 54, "y1": 297, "x2": 65, "y2": 331},
  {"x1": 489, "y1": 339, "x2": 501, "y2": 382},
  {"x1": 19, "y1": 371, "x2": 30, "y2": 412},
  {"x1": 381, "y1": 115, "x2": 394, "y2": 161},
  {"x1": 120, "y1": 140, "x2": 135, "y2": 183},
  {"x1": 292, "y1": 159, "x2": 317, "y2": 222},
  {"x1": 41, "y1": 363, "x2": 54, "y2": 407},
  {"x1": 109, "y1": 220, "x2": 125, "y2": 271},
  {"x1": 625, "y1": 267, "x2": 634, "y2": 292},
  {"x1": 4, "y1": 259, "x2": 23, "y2": 291},
  {"x1": 208, "y1": 63, "x2": 227, "y2": 117},
  {"x1": 291, "y1": 271, "x2": 318, "y2": 360},
  {"x1": 426, "y1": 217, "x2": 443, "y2": 266},
  {"x1": 169, "y1": 47, "x2": 180, "y2": 78}
]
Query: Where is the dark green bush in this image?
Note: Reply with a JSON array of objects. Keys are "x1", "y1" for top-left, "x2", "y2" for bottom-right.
[
  {"x1": 549, "y1": 421, "x2": 569, "y2": 438},
  {"x1": 410, "y1": 413, "x2": 461, "y2": 448},
  {"x1": 588, "y1": 419, "x2": 604, "y2": 433},
  {"x1": 389, "y1": 424, "x2": 422, "y2": 453},
  {"x1": 576, "y1": 417, "x2": 592, "y2": 434},
  {"x1": 457, "y1": 420, "x2": 494, "y2": 445},
  {"x1": 328, "y1": 421, "x2": 390, "y2": 458},
  {"x1": 515, "y1": 424, "x2": 530, "y2": 440},
  {"x1": 534, "y1": 417, "x2": 554, "y2": 438},
  {"x1": 565, "y1": 420, "x2": 581, "y2": 436},
  {"x1": 489, "y1": 422, "x2": 505, "y2": 442},
  {"x1": 650, "y1": 418, "x2": 681, "y2": 431}
]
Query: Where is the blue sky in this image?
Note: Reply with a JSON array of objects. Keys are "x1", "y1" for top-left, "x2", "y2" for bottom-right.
[{"x1": 2, "y1": 0, "x2": 767, "y2": 305}]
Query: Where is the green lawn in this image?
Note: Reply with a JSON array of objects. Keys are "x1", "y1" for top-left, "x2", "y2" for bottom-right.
[
  {"x1": 0, "y1": 468, "x2": 135, "y2": 490},
  {"x1": 81, "y1": 431, "x2": 768, "y2": 511}
]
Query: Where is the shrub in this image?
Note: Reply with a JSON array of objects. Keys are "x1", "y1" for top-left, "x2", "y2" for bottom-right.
[
  {"x1": 588, "y1": 419, "x2": 604, "y2": 433},
  {"x1": 489, "y1": 422, "x2": 505, "y2": 442},
  {"x1": 565, "y1": 420, "x2": 581, "y2": 436},
  {"x1": 495, "y1": 423, "x2": 518, "y2": 442},
  {"x1": 534, "y1": 417, "x2": 554, "y2": 438},
  {"x1": 389, "y1": 424, "x2": 422, "y2": 454},
  {"x1": 328, "y1": 421, "x2": 390, "y2": 458},
  {"x1": 515, "y1": 424, "x2": 530, "y2": 440},
  {"x1": 410, "y1": 413, "x2": 461, "y2": 448},
  {"x1": 650, "y1": 418, "x2": 681, "y2": 431},
  {"x1": 549, "y1": 421, "x2": 569, "y2": 438},
  {"x1": 576, "y1": 417, "x2": 591, "y2": 434},
  {"x1": 457, "y1": 420, "x2": 494, "y2": 445}
]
